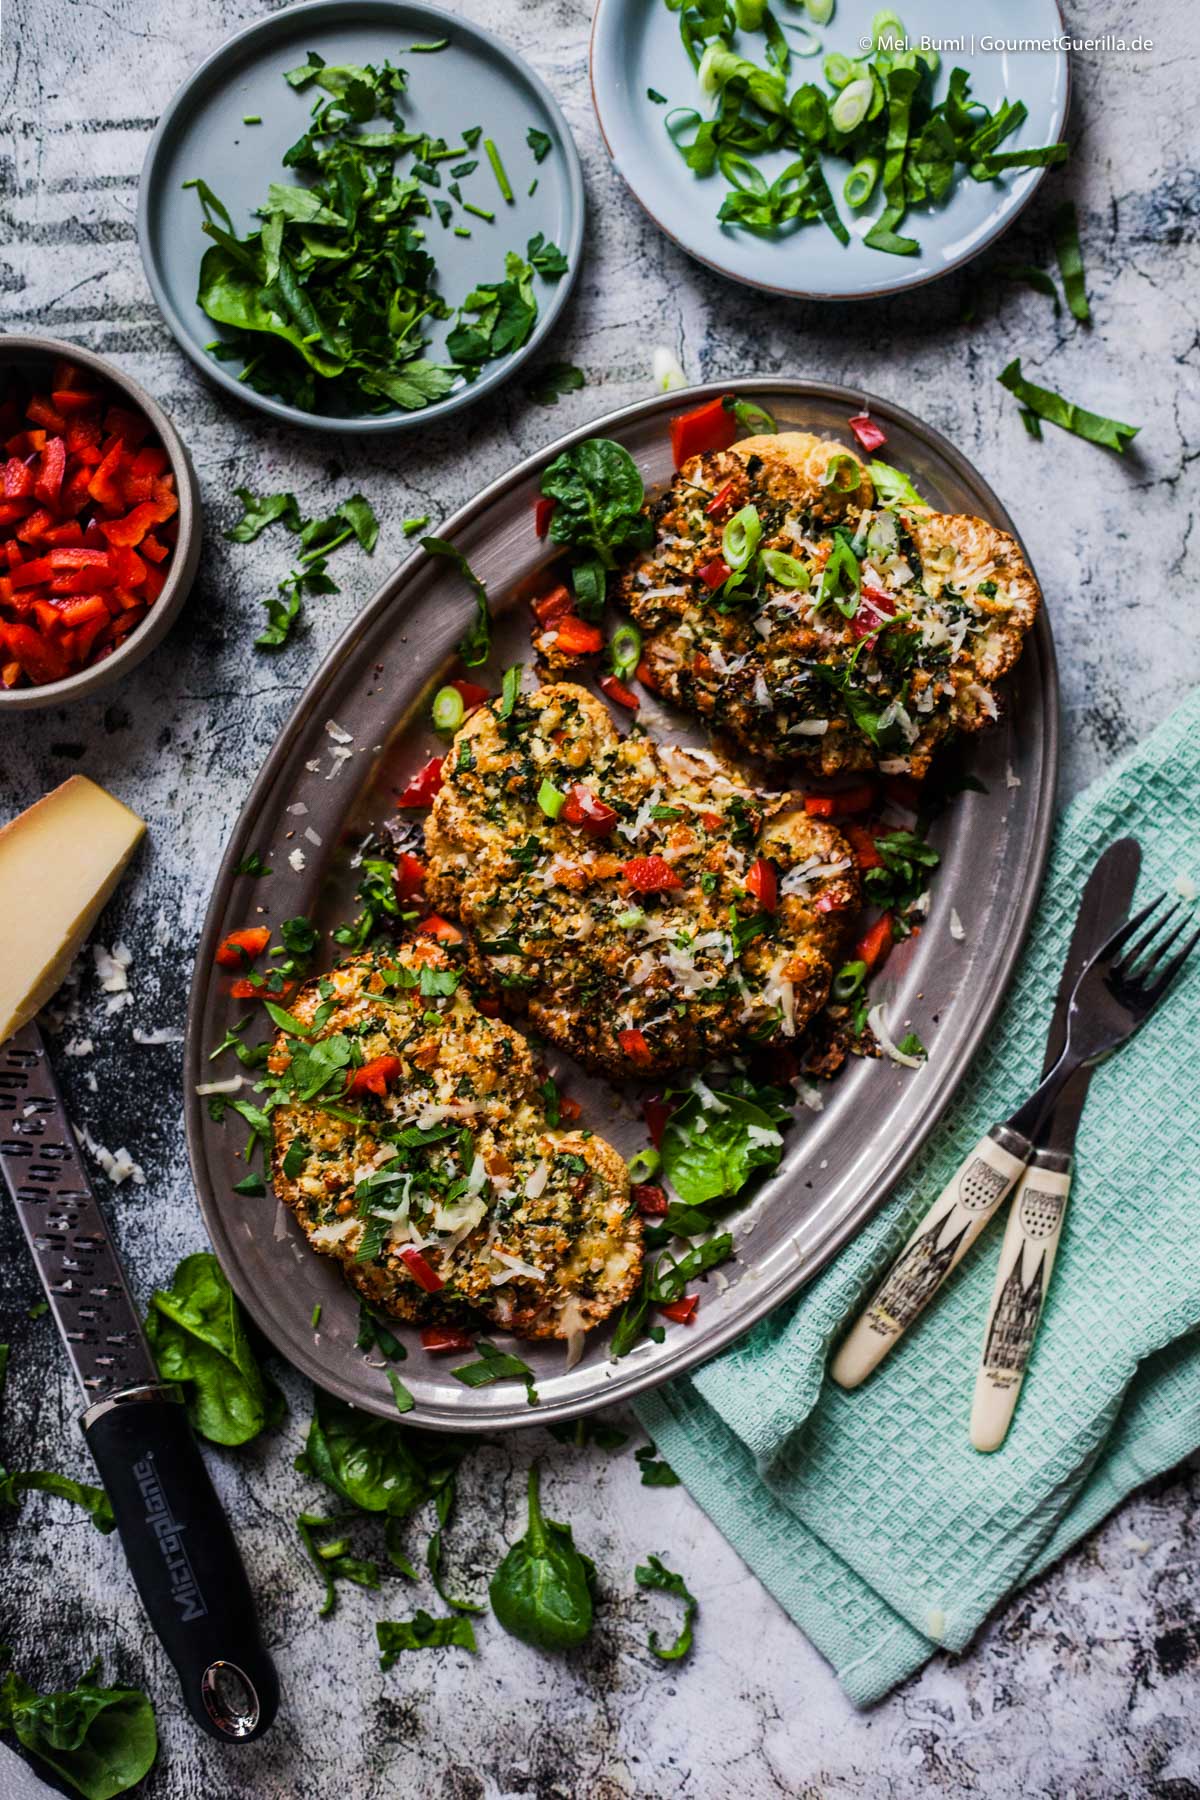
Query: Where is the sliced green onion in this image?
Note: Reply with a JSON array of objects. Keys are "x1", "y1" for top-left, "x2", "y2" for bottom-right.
[
  {"x1": 734, "y1": 0, "x2": 766, "y2": 27},
  {"x1": 697, "y1": 42, "x2": 731, "y2": 98},
  {"x1": 833, "y1": 959, "x2": 867, "y2": 1001},
  {"x1": 617, "y1": 906, "x2": 646, "y2": 930},
  {"x1": 609, "y1": 621, "x2": 643, "y2": 680},
  {"x1": 871, "y1": 9, "x2": 906, "y2": 49},
  {"x1": 431, "y1": 686, "x2": 465, "y2": 734},
  {"x1": 821, "y1": 451, "x2": 861, "y2": 493},
  {"x1": 627, "y1": 1147, "x2": 662, "y2": 1182},
  {"x1": 998, "y1": 359, "x2": 1138, "y2": 452},
  {"x1": 724, "y1": 394, "x2": 777, "y2": 435},
  {"x1": 823, "y1": 52, "x2": 860, "y2": 89},
  {"x1": 843, "y1": 155, "x2": 880, "y2": 208},
  {"x1": 760, "y1": 549, "x2": 811, "y2": 589},
  {"x1": 499, "y1": 662, "x2": 522, "y2": 719},
  {"x1": 722, "y1": 504, "x2": 762, "y2": 571},
  {"x1": 803, "y1": 0, "x2": 834, "y2": 21},
  {"x1": 1052, "y1": 201, "x2": 1090, "y2": 322},
  {"x1": 868, "y1": 458, "x2": 930, "y2": 508},
  {"x1": 537, "y1": 779, "x2": 566, "y2": 819},
  {"x1": 484, "y1": 138, "x2": 514, "y2": 203},
  {"x1": 830, "y1": 78, "x2": 872, "y2": 134}
]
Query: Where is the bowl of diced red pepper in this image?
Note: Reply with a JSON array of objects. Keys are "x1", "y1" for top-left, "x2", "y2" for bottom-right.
[{"x1": 0, "y1": 335, "x2": 201, "y2": 707}]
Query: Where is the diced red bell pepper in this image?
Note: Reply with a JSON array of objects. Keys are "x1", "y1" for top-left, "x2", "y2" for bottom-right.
[
  {"x1": 745, "y1": 856, "x2": 778, "y2": 913},
  {"x1": 140, "y1": 532, "x2": 169, "y2": 565},
  {"x1": 51, "y1": 389, "x2": 101, "y2": 415},
  {"x1": 396, "y1": 756, "x2": 445, "y2": 808},
  {"x1": 214, "y1": 925, "x2": 272, "y2": 968},
  {"x1": 103, "y1": 404, "x2": 150, "y2": 448},
  {"x1": 804, "y1": 782, "x2": 877, "y2": 819},
  {"x1": 3, "y1": 457, "x2": 34, "y2": 499},
  {"x1": 40, "y1": 520, "x2": 86, "y2": 548},
  {"x1": 699, "y1": 811, "x2": 723, "y2": 832},
  {"x1": 698, "y1": 557, "x2": 731, "y2": 590},
  {"x1": 851, "y1": 584, "x2": 896, "y2": 640},
  {"x1": 26, "y1": 396, "x2": 66, "y2": 434},
  {"x1": 660, "y1": 1294, "x2": 699, "y2": 1324},
  {"x1": 0, "y1": 501, "x2": 32, "y2": 528},
  {"x1": 34, "y1": 438, "x2": 67, "y2": 506},
  {"x1": 562, "y1": 783, "x2": 618, "y2": 838},
  {"x1": 99, "y1": 501, "x2": 164, "y2": 547},
  {"x1": 47, "y1": 546, "x2": 114, "y2": 571},
  {"x1": 421, "y1": 1325, "x2": 476, "y2": 1353},
  {"x1": 49, "y1": 565, "x2": 118, "y2": 595},
  {"x1": 598, "y1": 672, "x2": 639, "y2": 712},
  {"x1": 417, "y1": 913, "x2": 464, "y2": 945},
  {"x1": 450, "y1": 677, "x2": 490, "y2": 711},
  {"x1": 622, "y1": 855, "x2": 683, "y2": 893},
  {"x1": 842, "y1": 823, "x2": 884, "y2": 871},
  {"x1": 346, "y1": 1054, "x2": 402, "y2": 1099},
  {"x1": 551, "y1": 615, "x2": 604, "y2": 656},
  {"x1": 670, "y1": 394, "x2": 737, "y2": 469},
  {"x1": 532, "y1": 583, "x2": 573, "y2": 626},
  {"x1": 0, "y1": 621, "x2": 68, "y2": 684},
  {"x1": 848, "y1": 413, "x2": 887, "y2": 453},
  {"x1": 814, "y1": 890, "x2": 852, "y2": 914},
  {"x1": 54, "y1": 594, "x2": 110, "y2": 629},
  {"x1": 395, "y1": 851, "x2": 426, "y2": 899},
  {"x1": 856, "y1": 912, "x2": 894, "y2": 972},
  {"x1": 15, "y1": 510, "x2": 54, "y2": 544},
  {"x1": 534, "y1": 496, "x2": 556, "y2": 538},
  {"x1": 476, "y1": 997, "x2": 502, "y2": 1017},
  {"x1": 705, "y1": 480, "x2": 736, "y2": 519},
  {"x1": 632, "y1": 1183, "x2": 669, "y2": 1217},
  {"x1": 10, "y1": 558, "x2": 54, "y2": 588},
  {"x1": 643, "y1": 1095, "x2": 672, "y2": 1148},
  {"x1": 398, "y1": 1245, "x2": 444, "y2": 1293},
  {"x1": 557, "y1": 1095, "x2": 582, "y2": 1123},
  {"x1": 618, "y1": 1027, "x2": 653, "y2": 1066},
  {"x1": 86, "y1": 440, "x2": 128, "y2": 509},
  {"x1": 636, "y1": 657, "x2": 659, "y2": 692}
]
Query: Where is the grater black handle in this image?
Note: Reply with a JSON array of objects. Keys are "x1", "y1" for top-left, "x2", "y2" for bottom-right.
[{"x1": 83, "y1": 1385, "x2": 279, "y2": 1742}]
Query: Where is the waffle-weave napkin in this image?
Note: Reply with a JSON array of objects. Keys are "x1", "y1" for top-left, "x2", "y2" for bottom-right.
[{"x1": 637, "y1": 688, "x2": 1200, "y2": 1706}]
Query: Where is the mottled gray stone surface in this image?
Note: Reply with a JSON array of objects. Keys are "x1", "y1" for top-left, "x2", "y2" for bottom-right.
[{"x1": 1, "y1": 0, "x2": 1198, "y2": 1795}]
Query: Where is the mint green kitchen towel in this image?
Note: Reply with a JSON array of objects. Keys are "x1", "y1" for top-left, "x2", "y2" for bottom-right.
[{"x1": 637, "y1": 688, "x2": 1200, "y2": 1707}]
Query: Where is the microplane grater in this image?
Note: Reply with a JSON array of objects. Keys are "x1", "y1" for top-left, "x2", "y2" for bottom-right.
[{"x1": 0, "y1": 1020, "x2": 157, "y2": 1400}]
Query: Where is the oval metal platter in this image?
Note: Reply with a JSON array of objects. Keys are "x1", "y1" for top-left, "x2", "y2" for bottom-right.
[{"x1": 184, "y1": 379, "x2": 1058, "y2": 1431}]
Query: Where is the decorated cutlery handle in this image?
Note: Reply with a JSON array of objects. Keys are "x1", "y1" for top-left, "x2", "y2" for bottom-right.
[
  {"x1": 830, "y1": 1127, "x2": 1029, "y2": 1390},
  {"x1": 969, "y1": 1150, "x2": 1072, "y2": 1452}
]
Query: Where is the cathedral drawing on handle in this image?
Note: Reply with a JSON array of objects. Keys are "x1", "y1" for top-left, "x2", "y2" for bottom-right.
[
  {"x1": 868, "y1": 1206, "x2": 970, "y2": 1332},
  {"x1": 983, "y1": 1245, "x2": 1047, "y2": 1377}
]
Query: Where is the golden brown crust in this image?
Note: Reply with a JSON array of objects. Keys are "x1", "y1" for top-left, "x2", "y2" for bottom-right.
[
  {"x1": 618, "y1": 434, "x2": 1040, "y2": 777},
  {"x1": 424, "y1": 681, "x2": 858, "y2": 1079},
  {"x1": 268, "y1": 946, "x2": 639, "y2": 1341}
]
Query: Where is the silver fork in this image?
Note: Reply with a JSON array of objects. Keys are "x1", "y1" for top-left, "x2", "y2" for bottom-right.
[
  {"x1": 832, "y1": 888, "x2": 1199, "y2": 1392},
  {"x1": 968, "y1": 894, "x2": 1200, "y2": 1448}
]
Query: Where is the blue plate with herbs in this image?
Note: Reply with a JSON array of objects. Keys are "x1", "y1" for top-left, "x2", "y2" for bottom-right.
[
  {"x1": 138, "y1": 0, "x2": 584, "y2": 432},
  {"x1": 590, "y1": 0, "x2": 1069, "y2": 300}
]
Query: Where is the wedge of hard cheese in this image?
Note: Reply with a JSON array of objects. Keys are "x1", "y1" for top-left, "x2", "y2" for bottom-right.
[{"x1": 0, "y1": 776, "x2": 146, "y2": 1046}]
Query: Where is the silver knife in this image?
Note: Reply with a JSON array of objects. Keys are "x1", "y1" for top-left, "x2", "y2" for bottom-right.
[
  {"x1": 0, "y1": 1021, "x2": 279, "y2": 1742},
  {"x1": 831, "y1": 838, "x2": 1142, "y2": 1389}
]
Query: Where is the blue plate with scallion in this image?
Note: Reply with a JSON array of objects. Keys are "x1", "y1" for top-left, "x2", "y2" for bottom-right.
[
  {"x1": 138, "y1": 0, "x2": 584, "y2": 432},
  {"x1": 590, "y1": 0, "x2": 1068, "y2": 300}
]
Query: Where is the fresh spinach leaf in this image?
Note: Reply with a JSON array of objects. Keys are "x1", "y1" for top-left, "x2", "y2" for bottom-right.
[
  {"x1": 0, "y1": 1655, "x2": 157, "y2": 1800},
  {"x1": 377, "y1": 1611, "x2": 477, "y2": 1664},
  {"x1": 634, "y1": 1444, "x2": 680, "y2": 1487},
  {"x1": 295, "y1": 1390, "x2": 462, "y2": 1518},
  {"x1": 144, "y1": 1253, "x2": 282, "y2": 1446},
  {"x1": 488, "y1": 1465, "x2": 595, "y2": 1650},
  {"x1": 635, "y1": 1553, "x2": 697, "y2": 1660},
  {"x1": 526, "y1": 361, "x2": 584, "y2": 406},
  {"x1": 662, "y1": 1081, "x2": 787, "y2": 1206},
  {"x1": 420, "y1": 536, "x2": 492, "y2": 668},
  {"x1": 296, "y1": 1512, "x2": 380, "y2": 1617}
]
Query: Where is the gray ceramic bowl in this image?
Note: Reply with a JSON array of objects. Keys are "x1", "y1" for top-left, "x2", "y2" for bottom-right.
[{"x1": 0, "y1": 334, "x2": 201, "y2": 712}]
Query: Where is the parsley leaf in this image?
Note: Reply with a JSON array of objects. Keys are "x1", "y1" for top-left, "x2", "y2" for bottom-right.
[
  {"x1": 526, "y1": 127, "x2": 553, "y2": 163},
  {"x1": 635, "y1": 1554, "x2": 697, "y2": 1660}
]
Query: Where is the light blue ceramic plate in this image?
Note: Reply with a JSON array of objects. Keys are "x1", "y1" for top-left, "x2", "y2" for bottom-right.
[
  {"x1": 590, "y1": 0, "x2": 1068, "y2": 300},
  {"x1": 139, "y1": 0, "x2": 584, "y2": 432}
]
